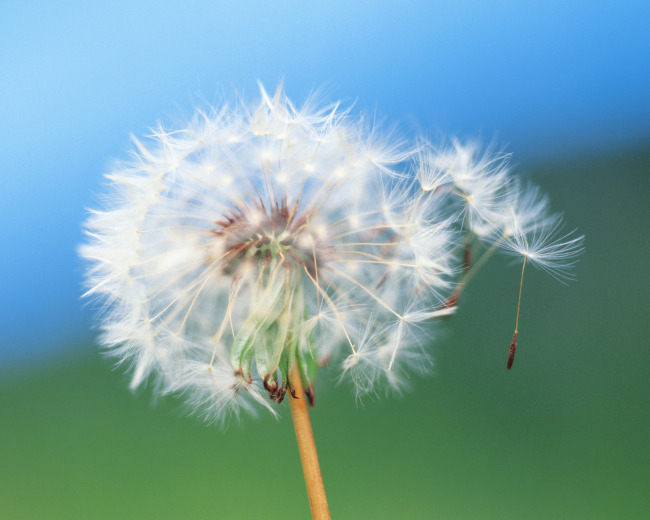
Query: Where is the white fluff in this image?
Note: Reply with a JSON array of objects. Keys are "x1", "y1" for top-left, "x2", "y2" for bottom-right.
[{"x1": 81, "y1": 84, "x2": 583, "y2": 421}]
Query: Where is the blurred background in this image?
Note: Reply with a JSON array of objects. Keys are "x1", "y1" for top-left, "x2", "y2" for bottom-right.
[{"x1": 1, "y1": 1, "x2": 648, "y2": 518}]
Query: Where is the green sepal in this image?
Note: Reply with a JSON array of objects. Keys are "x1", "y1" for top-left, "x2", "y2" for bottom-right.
[
  {"x1": 230, "y1": 266, "x2": 285, "y2": 380},
  {"x1": 296, "y1": 333, "x2": 318, "y2": 406},
  {"x1": 255, "y1": 323, "x2": 285, "y2": 400},
  {"x1": 230, "y1": 322, "x2": 257, "y2": 381},
  {"x1": 254, "y1": 323, "x2": 276, "y2": 378},
  {"x1": 276, "y1": 333, "x2": 296, "y2": 404}
]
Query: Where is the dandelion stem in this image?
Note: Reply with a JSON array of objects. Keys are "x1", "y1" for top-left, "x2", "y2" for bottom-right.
[{"x1": 289, "y1": 364, "x2": 330, "y2": 520}]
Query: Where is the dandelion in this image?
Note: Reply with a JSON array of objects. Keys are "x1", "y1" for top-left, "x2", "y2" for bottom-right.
[
  {"x1": 496, "y1": 209, "x2": 585, "y2": 368},
  {"x1": 80, "y1": 83, "x2": 583, "y2": 518}
]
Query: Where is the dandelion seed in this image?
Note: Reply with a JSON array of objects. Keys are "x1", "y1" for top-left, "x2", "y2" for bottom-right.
[{"x1": 498, "y1": 210, "x2": 585, "y2": 369}]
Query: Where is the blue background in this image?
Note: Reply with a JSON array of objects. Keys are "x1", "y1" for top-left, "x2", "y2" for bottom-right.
[
  {"x1": 1, "y1": 2, "x2": 649, "y2": 519},
  {"x1": 1, "y1": 1, "x2": 648, "y2": 362}
]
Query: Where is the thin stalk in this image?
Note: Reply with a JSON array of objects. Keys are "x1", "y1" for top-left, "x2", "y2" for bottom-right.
[
  {"x1": 289, "y1": 364, "x2": 330, "y2": 520},
  {"x1": 437, "y1": 236, "x2": 503, "y2": 311},
  {"x1": 455, "y1": 236, "x2": 503, "y2": 295},
  {"x1": 507, "y1": 256, "x2": 527, "y2": 370},
  {"x1": 514, "y1": 256, "x2": 527, "y2": 335}
]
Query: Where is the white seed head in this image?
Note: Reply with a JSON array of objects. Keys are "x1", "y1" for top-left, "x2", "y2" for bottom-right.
[{"x1": 80, "y1": 84, "x2": 583, "y2": 422}]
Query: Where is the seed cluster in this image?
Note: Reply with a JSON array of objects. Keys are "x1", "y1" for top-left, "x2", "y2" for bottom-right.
[{"x1": 80, "y1": 85, "x2": 582, "y2": 422}]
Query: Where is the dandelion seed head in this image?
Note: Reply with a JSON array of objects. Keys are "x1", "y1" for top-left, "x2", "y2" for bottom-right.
[{"x1": 81, "y1": 84, "x2": 583, "y2": 422}]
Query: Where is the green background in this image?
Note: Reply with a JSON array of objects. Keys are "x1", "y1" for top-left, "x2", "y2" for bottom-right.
[{"x1": 1, "y1": 149, "x2": 648, "y2": 519}]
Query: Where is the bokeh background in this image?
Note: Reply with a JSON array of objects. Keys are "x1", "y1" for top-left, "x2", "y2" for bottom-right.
[{"x1": 1, "y1": 1, "x2": 648, "y2": 519}]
